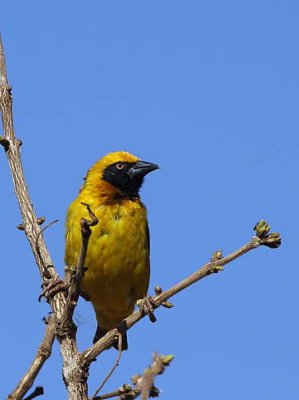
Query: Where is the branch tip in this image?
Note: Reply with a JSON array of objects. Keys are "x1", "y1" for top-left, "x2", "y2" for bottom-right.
[
  {"x1": 159, "y1": 354, "x2": 174, "y2": 366},
  {"x1": 254, "y1": 220, "x2": 281, "y2": 248},
  {"x1": 254, "y1": 220, "x2": 271, "y2": 238},
  {"x1": 261, "y1": 232, "x2": 281, "y2": 249},
  {"x1": 161, "y1": 300, "x2": 174, "y2": 308}
]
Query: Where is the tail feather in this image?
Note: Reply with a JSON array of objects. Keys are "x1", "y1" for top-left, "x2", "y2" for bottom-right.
[{"x1": 93, "y1": 326, "x2": 128, "y2": 351}]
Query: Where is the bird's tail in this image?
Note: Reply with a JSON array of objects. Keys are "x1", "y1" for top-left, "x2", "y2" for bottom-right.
[{"x1": 93, "y1": 326, "x2": 128, "y2": 351}]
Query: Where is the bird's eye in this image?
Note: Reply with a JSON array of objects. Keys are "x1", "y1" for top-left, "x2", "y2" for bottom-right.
[{"x1": 116, "y1": 163, "x2": 125, "y2": 170}]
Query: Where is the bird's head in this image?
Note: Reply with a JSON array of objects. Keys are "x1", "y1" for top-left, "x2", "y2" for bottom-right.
[{"x1": 83, "y1": 151, "x2": 159, "y2": 199}]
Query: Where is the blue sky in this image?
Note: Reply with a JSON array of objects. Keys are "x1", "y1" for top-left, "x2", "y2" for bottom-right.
[{"x1": 1, "y1": 1, "x2": 298, "y2": 399}]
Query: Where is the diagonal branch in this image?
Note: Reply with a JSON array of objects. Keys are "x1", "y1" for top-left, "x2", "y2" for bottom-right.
[
  {"x1": 7, "y1": 317, "x2": 55, "y2": 400},
  {"x1": 81, "y1": 229, "x2": 281, "y2": 366}
]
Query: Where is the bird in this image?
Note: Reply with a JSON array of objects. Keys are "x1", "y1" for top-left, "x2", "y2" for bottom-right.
[{"x1": 65, "y1": 151, "x2": 158, "y2": 350}]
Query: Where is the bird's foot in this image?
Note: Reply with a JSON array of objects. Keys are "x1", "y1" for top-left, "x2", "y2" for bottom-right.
[
  {"x1": 136, "y1": 296, "x2": 157, "y2": 322},
  {"x1": 39, "y1": 278, "x2": 68, "y2": 302}
]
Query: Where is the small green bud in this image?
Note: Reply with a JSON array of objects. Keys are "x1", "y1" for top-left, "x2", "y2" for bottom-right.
[
  {"x1": 160, "y1": 354, "x2": 174, "y2": 366},
  {"x1": 254, "y1": 220, "x2": 271, "y2": 238},
  {"x1": 161, "y1": 300, "x2": 174, "y2": 309},
  {"x1": 211, "y1": 250, "x2": 223, "y2": 261},
  {"x1": 211, "y1": 265, "x2": 224, "y2": 273}
]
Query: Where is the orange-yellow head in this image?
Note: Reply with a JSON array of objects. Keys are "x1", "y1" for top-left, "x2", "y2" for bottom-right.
[{"x1": 82, "y1": 151, "x2": 158, "y2": 199}]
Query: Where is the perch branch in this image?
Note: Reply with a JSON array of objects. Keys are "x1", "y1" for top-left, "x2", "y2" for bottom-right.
[
  {"x1": 81, "y1": 228, "x2": 281, "y2": 365},
  {"x1": 7, "y1": 317, "x2": 55, "y2": 400}
]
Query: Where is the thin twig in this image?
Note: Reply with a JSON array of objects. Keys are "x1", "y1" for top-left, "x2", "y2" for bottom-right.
[
  {"x1": 62, "y1": 202, "x2": 98, "y2": 325},
  {"x1": 7, "y1": 317, "x2": 55, "y2": 400},
  {"x1": 81, "y1": 231, "x2": 281, "y2": 366},
  {"x1": 92, "y1": 334, "x2": 123, "y2": 400}
]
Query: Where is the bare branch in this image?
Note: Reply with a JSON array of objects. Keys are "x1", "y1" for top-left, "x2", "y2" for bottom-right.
[
  {"x1": 94, "y1": 353, "x2": 174, "y2": 400},
  {"x1": 0, "y1": 36, "x2": 88, "y2": 399},
  {"x1": 81, "y1": 230, "x2": 281, "y2": 365},
  {"x1": 7, "y1": 317, "x2": 55, "y2": 400}
]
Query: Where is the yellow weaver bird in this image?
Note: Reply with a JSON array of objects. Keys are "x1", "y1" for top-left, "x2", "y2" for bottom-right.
[{"x1": 65, "y1": 151, "x2": 158, "y2": 350}]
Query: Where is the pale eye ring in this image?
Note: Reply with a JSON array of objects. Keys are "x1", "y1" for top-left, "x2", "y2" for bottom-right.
[{"x1": 116, "y1": 163, "x2": 125, "y2": 170}]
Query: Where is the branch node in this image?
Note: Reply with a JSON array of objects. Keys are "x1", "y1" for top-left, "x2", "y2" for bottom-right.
[
  {"x1": 17, "y1": 223, "x2": 25, "y2": 230},
  {"x1": 154, "y1": 285, "x2": 162, "y2": 295},
  {"x1": 37, "y1": 216, "x2": 46, "y2": 225},
  {"x1": 23, "y1": 386, "x2": 44, "y2": 400},
  {"x1": 0, "y1": 135, "x2": 10, "y2": 151},
  {"x1": 211, "y1": 265, "x2": 224, "y2": 274},
  {"x1": 154, "y1": 285, "x2": 174, "y2": 308},
  {"x1": 161, "y1": 300, "x2": 174, "y2": 308},
  {"x1": 254, "y1": 220, "x2": 281, "y2": 248},
  {"x1": 210, "y1": 250, "x2": 223, "y2": 262}
]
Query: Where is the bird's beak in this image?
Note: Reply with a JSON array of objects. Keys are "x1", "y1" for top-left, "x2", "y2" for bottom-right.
[{"x1": 128, "y1": 160, "x2": 159, "y2": 179}]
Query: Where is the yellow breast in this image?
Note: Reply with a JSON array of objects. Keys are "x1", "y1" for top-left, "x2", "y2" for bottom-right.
[{"x1": 65, "y1": 195, "x2": 150, "y2": 329}]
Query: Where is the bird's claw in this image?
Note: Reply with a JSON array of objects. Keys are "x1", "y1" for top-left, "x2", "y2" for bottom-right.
[
  {"x1": 137, "y1": 296, "x2": 157, "y2": 323},
  {"x1": 39, "y1": 278, "x2": 67, "y2": 302}
]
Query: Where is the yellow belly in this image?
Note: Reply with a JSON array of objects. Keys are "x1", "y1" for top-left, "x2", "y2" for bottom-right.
[{"x1": 65, "y1": 197, "x2": 150, "y2": 330}]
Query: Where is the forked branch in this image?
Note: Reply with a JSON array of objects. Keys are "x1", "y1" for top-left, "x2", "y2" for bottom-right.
[{"x1": 94, "y1": 353, "x2": 174, "y2": 400}]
